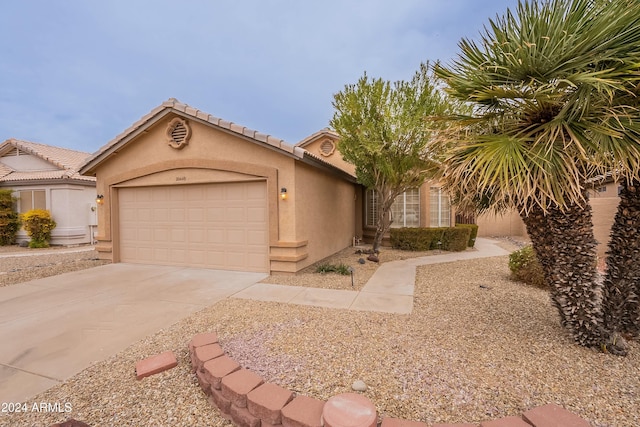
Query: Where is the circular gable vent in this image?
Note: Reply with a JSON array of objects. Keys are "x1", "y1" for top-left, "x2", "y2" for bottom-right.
[
  {"x1": 166, "y1": 118, "x2": 191, "y2": 149},
  {"x1": 319, "y1": 139, "x2": 336, "y2": 157}
]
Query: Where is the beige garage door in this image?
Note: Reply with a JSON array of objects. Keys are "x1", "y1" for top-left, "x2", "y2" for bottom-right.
[{"x1": 118, "y1": 182, "x2": 269, "y2": 272}]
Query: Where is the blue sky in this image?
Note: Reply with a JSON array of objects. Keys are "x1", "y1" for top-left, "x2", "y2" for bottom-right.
[{"x1": 1, "y1": 1, "x2": 519, "y2": 154}]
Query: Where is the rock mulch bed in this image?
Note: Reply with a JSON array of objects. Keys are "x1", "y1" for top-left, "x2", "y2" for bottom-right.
[{"x1": 189, "y1": 331, "x2": 591, "y2": 427}]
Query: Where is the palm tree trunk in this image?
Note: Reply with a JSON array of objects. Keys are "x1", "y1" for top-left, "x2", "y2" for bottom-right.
[
  {"x1": 521, "y1": 202, "x2": 608, "y2": 349},
  {"x1": 603, "y1": 179, "x2": 640, "y2": 341},
  {"x1": 520, "y1": 205, "x2": 567, "y2": 327}
]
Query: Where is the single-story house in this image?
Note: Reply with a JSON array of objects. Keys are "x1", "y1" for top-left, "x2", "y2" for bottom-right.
[
  {"x1": 0, "y1": 138, "x2": 97, "y2": 246},
  {"x1": 79, "y1": 99, "x2": 458, "y2": 274},
  {"x1": 79, "y1": 99, "x2": 360, "y2": 274},
  {"x1": 76, "y1": 98, "x2": 622, "y2": 273}
]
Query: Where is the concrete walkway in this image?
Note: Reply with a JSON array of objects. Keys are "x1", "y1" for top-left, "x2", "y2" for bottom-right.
[{"x1": 232, "y1": 238, "x2": 510, "y2": 314}]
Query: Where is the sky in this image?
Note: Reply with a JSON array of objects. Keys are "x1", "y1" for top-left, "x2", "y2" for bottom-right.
[{"x1": 1, "y1": 1, "x2": 519, "y2": 154}]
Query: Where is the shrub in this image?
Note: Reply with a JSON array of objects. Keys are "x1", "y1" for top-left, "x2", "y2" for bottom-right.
[
  {"x1": 508, "y1": 245, "x2": 546, "y2": 288},
  {"x1": 455, "y1": 223, "x2": 479, "y2": 247},
  {"x1": 390, "y1": 227, "x2": 471, "y2": 252},
  {"x1": 441, "y1": 227, "x2": 471, "y2": 252},
  {"x1": 20, "y1": 209, "x2": 56, "y2": 248},
  {"x1": 0, "y1": 190, "x2": 20, "y2": 245},
  {"x1": 315, "y1": 263, "x2": 351, "y2": 275}
]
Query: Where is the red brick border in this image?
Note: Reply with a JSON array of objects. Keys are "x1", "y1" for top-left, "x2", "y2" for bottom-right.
[{"x1": 189, "y1": 332, "x2": 592, "y2": 427}]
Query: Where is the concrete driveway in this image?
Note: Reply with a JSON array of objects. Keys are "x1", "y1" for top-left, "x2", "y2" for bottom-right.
[{"x1": 0, "y1": 263, "x2": 266, "y2": 402}]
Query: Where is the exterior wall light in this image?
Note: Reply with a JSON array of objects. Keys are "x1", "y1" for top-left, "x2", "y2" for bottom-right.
[
  {"x1": 96, "y1": 195, "x2": 104, "y2": 205},
  {"x1": 280, "y1": 188, "x2": 287, "y2": 200}
]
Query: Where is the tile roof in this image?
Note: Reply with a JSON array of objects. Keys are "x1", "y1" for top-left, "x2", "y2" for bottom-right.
[
  {"x1": 79, "y1": 98, "x2": 355, "y2": 181},
  {"x1": 295, "y1": 128, "x2": 340, "y2": 148},
  {"x1": 0, "y1": 139, "x2": 96, "y2": 183},
  {"x1": 80, "y1": 98, "x2": 295, "y2": 174}
]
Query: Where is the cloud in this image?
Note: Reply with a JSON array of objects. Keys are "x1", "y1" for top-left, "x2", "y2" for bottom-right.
[{"x1": 0, "y1": 0, "x2": 519, "y2": 151}]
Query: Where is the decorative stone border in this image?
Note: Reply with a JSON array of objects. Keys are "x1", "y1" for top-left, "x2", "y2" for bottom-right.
[{"x1": 190, "y1": 332, "x2": 592, "y2": 427}]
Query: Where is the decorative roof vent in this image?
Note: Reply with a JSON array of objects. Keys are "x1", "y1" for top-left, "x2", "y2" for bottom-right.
[
  {"x1": 319, "y1": 139, "x2": 336, "y2": 157},
  {"x1": 166, "y1": 117, "x2": 191, "y2": 149}
]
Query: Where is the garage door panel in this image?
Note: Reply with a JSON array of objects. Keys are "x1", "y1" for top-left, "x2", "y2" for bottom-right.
[
  {"x1": 119, "y1": 182, "x2": 268, "y2": 272},
  {"x1": 247, "y1": 230, "x2": 267, "y2": 245},
  {"x1": 227, "y1": 229, "x2": 246, "y2": 244},
  {"x1": 207, "y1": 228, "x2": 225, "y2": 242},
  {"x1": 226, "y1": 207, "x2": 246, "y2": 222}
]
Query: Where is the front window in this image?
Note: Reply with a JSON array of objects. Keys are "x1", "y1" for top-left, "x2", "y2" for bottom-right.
[
  {"x1": 365, "y1": 188, "x2": 420, "y2": 228},
  {"x1": 19, "y1": 190, "x2": 46, "y2": 212},
  {"x1": 429, "y1": 186, "x2": 450, "y2": 227}
]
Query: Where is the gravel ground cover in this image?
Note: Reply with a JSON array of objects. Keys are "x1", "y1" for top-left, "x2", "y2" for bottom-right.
[
  {"x1": 2, "y1": 242, "x2": 638, "y2": 427},
  {"x1": 0, "y1": 246, "x2": 109, "y2": 287}
]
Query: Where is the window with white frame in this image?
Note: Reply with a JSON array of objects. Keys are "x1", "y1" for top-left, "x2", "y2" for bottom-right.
[
  {"x1": 18, "y1": 190, "x2": 46, "y2": 213},
  {"x1": 365, "y1": 188, "x2": 420, "y2": 228},
  {"x1": 429, "y1": 186, "x2": 450, "y2": 227}
]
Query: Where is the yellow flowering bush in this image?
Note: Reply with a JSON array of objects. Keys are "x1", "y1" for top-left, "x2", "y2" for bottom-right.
[{"x1": 20, "y1": 209, "x2": 56, "y2": 248}]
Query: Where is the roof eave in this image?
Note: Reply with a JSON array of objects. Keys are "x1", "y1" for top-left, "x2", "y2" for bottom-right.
[{"x1": 80, "y1": 105, "x2": 301, "y2": 176}]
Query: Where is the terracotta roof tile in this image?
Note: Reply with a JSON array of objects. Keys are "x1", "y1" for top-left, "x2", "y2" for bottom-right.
[
  {"x1": 0, "y1": 139, "x2": 95, "y2": 183},
  {"x1": 80, "y1": 98, "x2": 295, "y2": 174}
]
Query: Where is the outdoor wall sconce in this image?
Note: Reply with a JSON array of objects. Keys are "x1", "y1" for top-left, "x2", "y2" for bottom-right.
[
  {"x1": 280, "y1": 188, "x2": 287, "y2": 200},
  {"x1": 96, "y1": 195, "x2": 104, "y2": 205}
]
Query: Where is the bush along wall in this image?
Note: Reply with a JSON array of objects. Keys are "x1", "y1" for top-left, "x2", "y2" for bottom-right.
[
  {"x1": 390, "y1": 226, "x2": 471, "y2": 252},
  {"x1": 455, "y1": 223, "x2": 479, "y2": 247},
  {"x1": 0, "y1": 190, "x2": 20, "y2": 245},
  {"x1": 20, "y1": 209, "x2": 57, "y2": 248}
]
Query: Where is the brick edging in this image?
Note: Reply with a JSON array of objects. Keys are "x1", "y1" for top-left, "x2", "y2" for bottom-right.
[{"x1": 189, "y1": 332, "x2": 591, "y2": 427}]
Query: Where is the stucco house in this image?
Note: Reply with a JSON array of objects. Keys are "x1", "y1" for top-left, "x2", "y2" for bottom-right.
[
  {"x1": 79, "y1": 99, "x2": 458, "y2": 274},
  {"x1": 0, "y1": 139, "x2": 97, "y2": 246},
  {"x1": 79, "y1": 99, "x2": 360, "y2": 274}
]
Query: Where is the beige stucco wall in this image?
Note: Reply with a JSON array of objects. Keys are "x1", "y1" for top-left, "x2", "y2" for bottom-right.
[
  {"x1": 284, "y1": 161, "x2": 357, "y2": 272},
  {"x1": 476, "y1": 187, "x2": 619, "y2": 259},
  {"x1": 476, "y1": 210, "x2": 527, "y2": 238},
  {"x1": 301, "y1": 137, "x2": 356, "y2": 175},
  {"x1": 588, "y1": 182, "x2": 620, "y2": 258},
  {"x1": 90, "y1": 112, "x2": 357, "y2": 273}
]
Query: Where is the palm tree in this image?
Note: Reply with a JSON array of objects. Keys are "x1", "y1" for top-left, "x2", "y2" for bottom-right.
[
  {"x1": 434, "y1": 0, "x2": 640, "y2": 352},
  {"x1": 602, "y1": 178, "x2": 640, "y2": 341}
]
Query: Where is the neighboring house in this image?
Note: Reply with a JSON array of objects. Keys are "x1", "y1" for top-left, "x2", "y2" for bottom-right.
[
  {"x1": 79, "y1": 99, "x2": 359, "y2": 274},
  {"x1": 0, "y1": 139, "x2": 97, "y2": 246},
  {"x1": 296, "y1": 129, "x2": 456, "y2": 246}
]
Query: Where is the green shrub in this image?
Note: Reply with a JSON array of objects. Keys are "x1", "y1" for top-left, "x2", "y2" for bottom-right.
[
  {"x1": 315, "y1": 263, "x2": 351, "y2": 275},
  {"x1": 455, "y1": 223, "x2": 479, "y2": 247},
  {"x1": 20, "y1": 209, "x2": 56, "y2": 248},
  {"x1": 441, "y1": 227, "x2": 471, "y2": 252},
  {"x1": 0, "y1": 190, "x2": 20, "y2": 245},
  {"x1": 508, "y1": 245, "x2": 546, "y2": 288},
  {"x1": 390, "y1": 227, "x2": 442, "y2": 251},
  {"x1": 390, "y1": 227, "x2": 471, "y2": 252}
]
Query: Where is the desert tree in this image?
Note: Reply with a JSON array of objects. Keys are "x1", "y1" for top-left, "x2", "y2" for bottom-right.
[{"x1": 330, "y1": 63, "x2": 458, "y2": 251}]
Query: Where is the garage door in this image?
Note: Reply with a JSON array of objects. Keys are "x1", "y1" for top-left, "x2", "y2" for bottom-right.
[{"x1": 118, "y1": 182, "x2": 269, "y2": 272}]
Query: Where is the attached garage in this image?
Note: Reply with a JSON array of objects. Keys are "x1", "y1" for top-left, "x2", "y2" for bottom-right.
[
  {"x1": 118, "y1": 181, "x2": 269, "y2": 272},
  {"x1": 79, "y1": 98, "x2": 359, "y2": 273}
]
